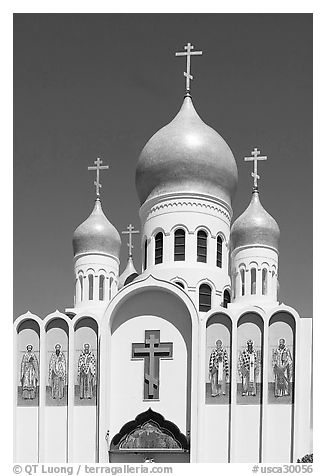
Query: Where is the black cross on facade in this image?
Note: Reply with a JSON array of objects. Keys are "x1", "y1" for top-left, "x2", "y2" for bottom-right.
[{"x1": 132, "y1": 330, "x2": 173, "y2": 400}]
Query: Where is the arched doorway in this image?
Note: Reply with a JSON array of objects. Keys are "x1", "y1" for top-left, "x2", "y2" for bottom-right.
[{"x1": 109, "y1": 408, "x2": 190, "y2": 463}]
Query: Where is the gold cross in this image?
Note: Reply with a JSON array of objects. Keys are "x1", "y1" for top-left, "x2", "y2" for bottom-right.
[
  {"x1": 87, "y1": 157, "x2": 109, "y2": 197},
  {"x1": 244, "y1": 148, "x2": 267, "y2": 190},
  {"x1": 175, "y1": 42, "x2": 202, "y2": 95},
  {"x1": 122, "y1": 224, "x2": 140, "y2": 257}
]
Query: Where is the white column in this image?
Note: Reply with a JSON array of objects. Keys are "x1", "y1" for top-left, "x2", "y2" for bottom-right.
[
  {"x1": 82, "y1": 275, "x2": 88, "y2": 301},
  {"x1": 94, "y1": 275, "x2": 99, "y2": 301},
  {"x1": 235, "y1": 269, "x2": 241, "y2": 298},
  {"x1": 207, "y1": 235, "x2": 215, "y2": 267},
  {"x1": 147, "y1": 236, "x2": 154, "y2": 268},
  {"x1": 196, "y1": 316, "x2": 207, "y2": 461},
  {"x1": 261, "y1": 318, "x2": 269, "y2": 462},
  {"x1": 188, "y1": 231, "x2": 196, "y2": 264},
  {"x1": 245, "y1": 268, "x2": 251, "y2": 296},
  {"x1": 163, "y1": 232, "x2": 172, "y2": 264},
  {"x1": 67, "y1": 322, "x2": 75, "y2": 462},
  {"x1": 257, "y1": 267, "x2": 262, "y2": 297},
  {"x1": 229, "y1": 319, "x2": 238, "y2": 462},
  {"x1": 38, "y1": 323, "x2": 46, "y2": 462}
]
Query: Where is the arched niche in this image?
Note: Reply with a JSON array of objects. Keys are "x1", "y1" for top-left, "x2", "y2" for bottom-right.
[
  {"x1": 237, "y1": 312, "x2": 264, "y2": 404},
  {"x1": 17, "y1": 319, "x2": 40, "y2": 406},
  {"x1": 205, "y1": 313, "x2": 232, "y2": 404},
  {"x1": 74, "y1": 317, "x2": 98, "y2": 405},
  {"x1": 108, "y1": 287, "x2": 194, "y2": 443},
  {"x1": 45, "y1": 318, "x2": 69, "y2": 406},
  {"x1": 268, "y1": 312, "x2": 295, "y2": 404}
]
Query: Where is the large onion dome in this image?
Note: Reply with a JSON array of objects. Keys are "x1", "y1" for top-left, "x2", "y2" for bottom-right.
[
  {"x1": 73, "y1": 198, "x2": 121, "y2": 258},
  {"x1": 230, "y1": 190, "x2": 280, "y2": 252},
  {"x1": 135, "y1": 96, "x2": 238, "y2": 206}
]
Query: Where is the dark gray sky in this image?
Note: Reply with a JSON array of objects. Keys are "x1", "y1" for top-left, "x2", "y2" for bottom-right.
[{"x1": 13, "y1": 13, "x2": 312, "y2": 318}]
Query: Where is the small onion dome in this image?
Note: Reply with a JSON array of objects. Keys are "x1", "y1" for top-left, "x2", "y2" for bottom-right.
[
  {"x1": 135, "y1": 96, "x2": 238, "y2": 206},
  {"x1": 73, "y1": 198, "x2": 121, "y2": 258},
  {"x1": 230, "y1": 190, "x2": 280, "y2": 252},
  {"x1": 118, "y1": 256, "x2": 139, "y2": 289}
]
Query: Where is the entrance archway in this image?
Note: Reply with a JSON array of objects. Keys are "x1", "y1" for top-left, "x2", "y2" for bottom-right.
[{"x1": 109, "y1": 408, "x2": 190, "y2": 463}]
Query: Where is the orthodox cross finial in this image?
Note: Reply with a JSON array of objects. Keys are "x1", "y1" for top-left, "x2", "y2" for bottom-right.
[
  {"x1": 122, "y1": 224, "x2": 140, "y2": 257},
  {"x1": 175, "y1": 42, "x2": 203, "y2": 96},
  {"x1": 87, "y1": 157, "x2": 109, "y2": 198},
  {"x1": 244, "y1": 147, "x2": 267, "y2": 190}
]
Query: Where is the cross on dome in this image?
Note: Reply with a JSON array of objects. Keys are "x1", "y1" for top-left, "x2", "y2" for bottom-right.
[
  {"x1": 87, "y1": 157, "x2": 109, "y2": 197},
  {"x1": 244, "y1": 148, "x2": 267, "y2": 190},
  {"x1": 122, "y1": 224, "x2": 140, "y2": 257},
  {"x1": 175, "y1": 42, "x2": 203, "y2": 95}
]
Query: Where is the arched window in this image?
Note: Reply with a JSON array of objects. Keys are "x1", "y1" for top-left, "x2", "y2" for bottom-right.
[
  {"x1": 251, "y1": 268, "x2": 256, "y2": 294},
  {"x1": 216, "y1": 235, "x2": 223, "y2": 268},
  {"x1": 88, "y1": 274, "x2": 94, "y2": 300},
  {"x1": 143, "y1": 239, "x2": 148, "y2": 270},
  {"x1": 199, "y1": 283, "x2": 212, "y2": 312},
  {"x1": 174, "y1": 229, "x2": 185, "y2": 261},
  {"x1": 155, "y1": 232, "x2": 163, "y2": 264},
  {"x1": 175, "y1": 281, "x2": 185, "y2": 289},
  {"x1": 240, "y1": 268, "x2": 245, "y2": 296},
  {"x1": 262, "y1": 268, "x2": 268, "y2": 295},
  {"x1": 79, "y1": 275, "x2": 83, "y2": 301},
  {"x1": 99, "y1": 275, "x2": 105, "y2": 301},
  {"x1": 223, "y1": 289, "x2": 231, "y2": 308},
  {"x1": 197, "y1": 230, "x2": 207, "y2": 263}
]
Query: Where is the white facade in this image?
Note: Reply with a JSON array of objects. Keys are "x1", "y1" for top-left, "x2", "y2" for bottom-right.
[{"x1": 14, "y1": 86, "x2": 312, "y2": 464}]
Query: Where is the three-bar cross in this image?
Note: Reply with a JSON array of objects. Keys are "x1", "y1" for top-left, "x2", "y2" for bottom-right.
[
  {"x1": 122, "y1": 224, "x2": 140, "y2": 257},
  {"x1": 87, "y1": 157, "x2": 109, "y2": 197},
  {"x1": 244, "y1": 148, "x2": 267, "y2": 190},
  {"x1": 132, "y1": 330, "x2": 173, "y2": 399},
  {"x1": 175, "y1": 42, "x2": 202, "y2": 94}
]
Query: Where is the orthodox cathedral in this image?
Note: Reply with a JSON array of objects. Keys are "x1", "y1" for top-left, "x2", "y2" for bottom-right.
[{"x1": 14, "y1": 43, "x2": 312, "y2": 464}]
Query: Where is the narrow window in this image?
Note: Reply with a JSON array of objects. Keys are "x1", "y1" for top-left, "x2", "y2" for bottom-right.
[
  {"x1": 223, "y1": 289, "x2": 231, "y2": 308},
  {"x1": 79, "y1": 275, "x2": 83, "y2": 301},
  {"x1": 174, "y1": 229, "x2": 185, "y2": 261},
  {"x1": 216, "y1": 236, "x2": 223, "y2": 268},
  {"x1": 199, "y1": 283, "x2": 212, "y2": 312},
  {"x1": 144, "y1": 239, "x2": 148, "y2": 270},
  {"x1": 251, "y1": 268, "x2": 256, "y2": 294},
  {"x1": 155, "y1": 232, "x2": 163, "y2": 264},
  {"x1": 175, "y1": 281, "x2": 185, "y2": 289},
  {"x1": 88, "y1": 274, "x2": 94, "y2": 300},
  {"x1": 197, "y1": 230, "x2": 207, "y2": 263},
  {"x1": 99, "y1": 275, "x2": 105, "y2": 301},
  {"x1": 240, "y1": 268, "x2": 245, "y2": 296},
  {"x1": 262, "y1": 268, "x2": 268, "y2": 295}
]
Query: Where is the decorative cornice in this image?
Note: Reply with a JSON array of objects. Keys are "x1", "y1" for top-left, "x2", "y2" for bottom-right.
[
  {"x1": 139, "y1": 191, "x2": 232, "y2": 223},
  {"x1": 231, "y1": 243, "x2": 279, "y2": 256},
  {"x1": 147, "y1": 200, "x2": 231, "y2": 221}
]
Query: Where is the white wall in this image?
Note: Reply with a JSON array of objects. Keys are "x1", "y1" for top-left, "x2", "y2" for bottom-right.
[
  {"x1": 15, "y1": 408, "x2": 39, "y2": 462},
  {"x1": 110, "y1": 315, "x2": 188, "y2": 437}
]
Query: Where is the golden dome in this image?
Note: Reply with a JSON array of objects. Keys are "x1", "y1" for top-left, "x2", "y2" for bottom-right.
[
  {"x1": 230, "y1": 190, "x2": 280, "y2": 251},
  {"x1": 73, "y1": 198, "x2": 121, "y2": 258},
  {"x1": 135, "y1": 96, "x2": 238, "y2": 206}
]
